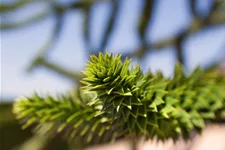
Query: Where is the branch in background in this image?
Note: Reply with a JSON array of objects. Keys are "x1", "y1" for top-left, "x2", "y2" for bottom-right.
[
  {"x1": 0, "y1": 0, "x2": 46, "y2": 13},
  {"x1": 173, "y1": 0, "x2": 199, "y2": 66},
  {"x1": 1, "y1": 0, "x2": 112, "y2": 80},
  {"x1": 1, "y1": 0, "x2": 225, "y2": 83},
  {"x1": 69, "y1": 0, "x2": 111, "y2": 10},
  {"x1": 26, "y1": 9, "x2": 65, "y2": 73},
  {"x1": 24, "y1": 10, "x2": 78, "y2": 82},
  {"x1": 190, "y1": 0, "x2": 199, "y2": 18},
  {"x1": 174, "y1": 0, "x2": 225, "y2": 66},
  {"x1": 135, "y1": 0, "x2": 155, "y2": 59},
  {"x1": 0, "y1": 10, "x2": 50, "y2": 30},
  {"x1": 122, "y1": 36, "x2": 176, "y2": 58},
  {"x1": 206, "y1": 9, "x2": 225, "y2": 25},
  {"x1": 0, "y1": 0, "x2": 110, "y2": 30},
  {"x1": 27, "y1": 56, "x2": 82, "y2": 81},
  {"x1": 123, "y1": 1, "x2": 225, "y2": 61},
  {"x1": 0, "y1": 0, "x2": 109, "y2": 13},
  {"x1": 83, "y1": 6, "x2": 94, "y2": 54},
  {"x1": 41, "y1": 5, "x2": 65, "y2": 56},
  {"x1": 138, "y1": 0, "x2": 155, "y2": 43},
  {"x1": 174, "y1": 32, "x2": 186, "y2": 65},
  {"x1": 97, "y1": 0, "x2": 119, "y2": 53}
]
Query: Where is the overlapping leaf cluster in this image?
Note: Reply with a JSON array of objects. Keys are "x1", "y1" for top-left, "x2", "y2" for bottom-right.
[
  {"x1": 13, "y1": 52, "x2": 225, "y2": 144},
  {"x1": 82, "y1": 52, "x2": 225, "y2": 140}
]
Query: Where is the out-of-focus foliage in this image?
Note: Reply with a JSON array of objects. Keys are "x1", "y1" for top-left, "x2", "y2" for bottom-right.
[
  {"x1": 0, "y1": 102, "x2": 70, "y2": 150},
  {"x1": 13, "y1": 93, "x2": 121, "y2": 145}
]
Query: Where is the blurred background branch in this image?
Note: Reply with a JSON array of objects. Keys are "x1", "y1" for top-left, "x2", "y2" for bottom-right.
[
  {"x1": 97, "y1": 0, "x2": 119, "y2": 53},
  {"x1": 0, "y1": 0, "x2": 45, "y2": 13},
  {"x1": 1, "y1": 0, "x2": 225, "y2": 78}
]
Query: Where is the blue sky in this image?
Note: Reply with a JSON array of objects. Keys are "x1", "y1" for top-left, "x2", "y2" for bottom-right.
[{"x1": 1, "y1": 0, "x2": 225, "y2": 100}]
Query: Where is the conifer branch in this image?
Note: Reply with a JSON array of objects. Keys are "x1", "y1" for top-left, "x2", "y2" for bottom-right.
[
  {"x1": 13, "y1": 93, "x2": 121, "y2": 145},
  {"x1": 13, "y1": 52, "x2": 225, "y2": 145},
  {"x1": 81, "y1": 52, "x2": 225, "y2": 140}
]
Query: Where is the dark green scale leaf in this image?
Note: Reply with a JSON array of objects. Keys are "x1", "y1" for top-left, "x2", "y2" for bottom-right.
[
  {"x1": 136, "y1": 116, "x2": 147, "y2": 132},
  {"x1": 138, "y1": 105, "x2": 147, "y2": 117},
  {"x1": 121, "y1": 106, "x2": 130, "y2": 121},
  {"x1": 121, "y1": 97, "x2": 132, "y2": 110},
  {"x1": 127, "y1": 115, "x2": 136, "y2": 132},
  {"x1": 131, "y1": 96, "x2": 142, "y2": 105},
  {"x1": 130, "y1": 106, "x2": 139, "y2": 118},
  {"x1": 113, "y1": 98, "x2": 123, "y2": 112},
  {"x1": 147, "y1": 113, "x2": 158, "y2": 128}
]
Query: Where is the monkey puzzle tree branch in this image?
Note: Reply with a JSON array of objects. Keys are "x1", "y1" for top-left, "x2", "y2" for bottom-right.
[
  {"x1": 27, "y1": 57, "x2": 82, "y2": 81},
  {"x1": 14, "y1": 53, "x2": 225, "y2": 145},
  {"x1": 13, "y1": 93, "x2": 121, "y2": 145}
]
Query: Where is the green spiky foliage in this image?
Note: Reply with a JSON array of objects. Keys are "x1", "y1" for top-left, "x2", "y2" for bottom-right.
[
  {"x1": 13, "y1": 52, "x2": 225, "y2": 144},
  {"x1": 13, "y1": 93, "x2": 121, "y2": 145},
  {"x1": 81, "y1": 53, "x2": 225, "y2": 140}
]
